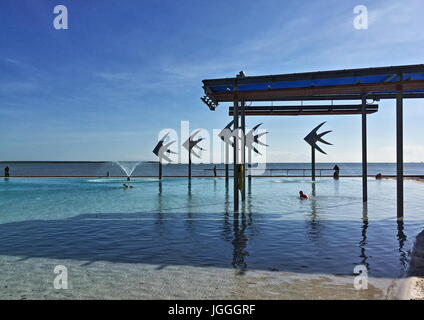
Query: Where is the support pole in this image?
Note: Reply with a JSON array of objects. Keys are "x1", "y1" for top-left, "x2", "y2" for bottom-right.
[
  {"x1": 225, "y1": 143, "x2": 229, "y2": 183},
  {"x1": 233, "y1": 98, "x2": 239, "y2": 214},
  {"x1": 188, "y1": 151, "x2": 192, "y2": 180},
  {"x1": 362, "y1": 96, "x2": 368, "y2": 202},
  {"x1": 311, "y1": 146, "x2": 316, "y2": 181},
  {"x1": 248, "y1": 148, "x2": 252, "y2": 184},
  {"x1": 396, "y1": 81, "x2": 404, "y2": 220},
  {"x1": 241, "y1": 100, "x2": 246, "y2": 202},
  {"x1": 159, "y1": 161, "x2": 162, "y2": 180}
]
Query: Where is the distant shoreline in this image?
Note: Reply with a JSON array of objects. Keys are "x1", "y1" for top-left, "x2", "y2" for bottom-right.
[
  {"x1": 0, "y1": 161, "x2": 157, "y2": 164},
  {"x1": 2, "y1": 175, "x2": 424, "y2": 179},
  {"x1": 1, "y1": 161, "x2": 423, "y2": 164}
]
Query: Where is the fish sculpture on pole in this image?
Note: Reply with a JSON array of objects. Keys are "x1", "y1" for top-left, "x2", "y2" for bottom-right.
[
  {"x1": 245, "y1": 123, "x2": 268, "y2": 184},
  {"x1": 218, "y1": 120, "x2": 234, "y2": 182},
  {"x1": 153, "y1": 133, "x2": 177, "y2": 180},
  {"x1": 183, "y1": 130, "x2": 205, "y2": 180},
  {"x1": 304, "y1": 122, "x2": 332, "y2": 181}
]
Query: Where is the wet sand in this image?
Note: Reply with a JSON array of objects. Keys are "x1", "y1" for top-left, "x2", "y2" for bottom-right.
[{"x1": 401, "y1": 231, "x2": 424, "y2": 300}]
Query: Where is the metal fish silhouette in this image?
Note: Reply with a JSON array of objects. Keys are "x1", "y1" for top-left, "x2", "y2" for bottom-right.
[
  {"x1": 304, "y1": 122, "x2": 332, "y2": 155},
  {"x1": 183, "y1": 130, "x2": 206, "y2": 158},
  {"x1": 246, "y1": 123, "x2": 268, "y2": 155},
  {"x1": 152, "y1": 133, "x2": 177, "y2": 163},
  {"x1": 218, "y1": 120, "x2": 234, "y2": 147}
]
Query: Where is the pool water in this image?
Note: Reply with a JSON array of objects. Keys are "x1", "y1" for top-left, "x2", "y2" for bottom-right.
[{"x1": 0, "y1": 177, "x2": 423, "y2": 299}]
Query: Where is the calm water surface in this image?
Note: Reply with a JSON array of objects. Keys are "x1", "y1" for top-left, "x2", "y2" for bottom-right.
[
  {"x1": 2, "y1": 162, "x2": 424, "y2": 177},
  {"x1": 0, "y1": 177, "x2": 423, "y2": 280}
]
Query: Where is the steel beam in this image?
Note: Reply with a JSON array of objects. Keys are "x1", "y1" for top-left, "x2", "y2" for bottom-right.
[
  {"x1": 397, "y1": 84, "x2": 404, "y2": 219},
  {"x1": 311, "y1": 146, "x2": 316, "y2": 181},
  {"x1": 225, "y1": 143, "x2": 229, "y2": 184},
  {"x1": 233, "y1": 98, "x2": 239, "y2": 214},
  {"x1": 212, "y1": 80, "x2": 424, "y2": 103},
  {"x1": 362, "y1": 96, "x2": 368, "y2": 202},
  {"x1": 218, "y1": 92, "x2": 424, "y2": 102},
  {"x1": 159, "y1": 161, "x2": 162, "y2": 180},
  {"x1": 202, "y1": 64, "x2": 424, "y2": 87},
  {"x1": 188, "y1": 151, "x2": 192, "y2": 180},
  {"x1": 241, "y1": 100, "x2": 246, "y2": 202},
  {"x1": 229, "y1": 104, "x2": 378, "y2": 116}
]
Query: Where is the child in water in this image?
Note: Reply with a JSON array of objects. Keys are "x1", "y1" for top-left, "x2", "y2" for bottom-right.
[{"x1": 299, "y1": 191, "x2": 309, "y2": 199}]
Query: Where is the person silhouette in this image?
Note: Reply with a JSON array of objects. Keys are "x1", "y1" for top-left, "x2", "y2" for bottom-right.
[
  {"x1": 4, "y1": 166, "x2": 10, "y2": 177},
  {"x1": 333, "y1": 164, "x2": 340, "y2": 179}
]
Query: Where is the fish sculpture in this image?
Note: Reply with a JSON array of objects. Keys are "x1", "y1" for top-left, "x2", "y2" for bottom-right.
[{"x1": 304, "y1": 122, "x2": 332, "y2": 154}]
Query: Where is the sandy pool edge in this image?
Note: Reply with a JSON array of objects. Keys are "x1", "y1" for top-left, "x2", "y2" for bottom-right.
[{"x1": 399, "y1": 230, "x2": 424, "y2": 300}]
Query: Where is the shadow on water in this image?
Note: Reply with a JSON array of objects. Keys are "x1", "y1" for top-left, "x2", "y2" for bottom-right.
[{"x1": 0, "y1": 214, "x2": 416, "y2": 278}]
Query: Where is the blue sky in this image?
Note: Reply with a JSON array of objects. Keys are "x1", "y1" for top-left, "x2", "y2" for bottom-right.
[{"x1": 1, "y1": 0, "x2": 424, "y2": 162}]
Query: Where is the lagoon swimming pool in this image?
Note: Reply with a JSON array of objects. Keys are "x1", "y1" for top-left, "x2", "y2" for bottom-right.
[{"x1": 0, "y1": 177, "x2": 423, "y2": 299}]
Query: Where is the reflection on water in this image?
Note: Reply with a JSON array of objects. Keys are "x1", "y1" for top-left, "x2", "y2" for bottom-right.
[
  {"x1": 359, "y1": 203, "x2": 369, "y2": 271},
  {"x1": 397, "y1": 220, "x2": 408, "y2": 274},
  {"x1": 307, "y1": 193, "x2": 320, "y2": 242},
  {"x1": 232, "y1": 213, "x2": 248, "y2": 274}
]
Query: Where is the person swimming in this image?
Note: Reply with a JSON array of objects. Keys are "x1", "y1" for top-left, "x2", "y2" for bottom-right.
[
  {"x1": 299, "y1": 191, "x2": 309, "y2": 199},
  {"x1": 122, "y1": 183, "x2": 134, "y2": 189}
]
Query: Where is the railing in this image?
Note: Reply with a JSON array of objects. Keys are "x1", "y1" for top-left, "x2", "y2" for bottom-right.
[{"x1": 204, "y1": 168, "x2": 335, "y2": 177}]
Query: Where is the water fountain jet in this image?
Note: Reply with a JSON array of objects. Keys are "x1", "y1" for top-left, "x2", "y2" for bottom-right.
[{"x1": 114, "y1": 161, "x2": 142, "y2": 180}]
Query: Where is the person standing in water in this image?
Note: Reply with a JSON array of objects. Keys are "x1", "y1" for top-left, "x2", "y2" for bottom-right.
[
  {"x1": 333, "y1": 164, "x2": 340, "y2": 180},
  {"x1": 4, "y1": 166, "x2": 10, "y2": 177}
]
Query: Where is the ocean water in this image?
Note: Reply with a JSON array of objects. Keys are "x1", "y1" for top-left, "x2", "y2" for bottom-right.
[
  {"x1": 1, "y1": 162, "x2": 424, "y2": 177},
  {"x1": 0, "y1": 176, "x2": 423, "y2": 299}
]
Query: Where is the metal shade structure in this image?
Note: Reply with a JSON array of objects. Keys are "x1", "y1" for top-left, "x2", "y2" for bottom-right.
[
  {"x1": 202, "y1": 64, "x2": 424, "y2": 103},
  {"x1": 201, "y1": 64, "x2": 424, "y2": 218},
  {"x1": 304, "y1": 122, "x2": 332, "y2": 181},
  {"x1": 229, "y1": 104, "x2": 378, "y2": 116}
]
